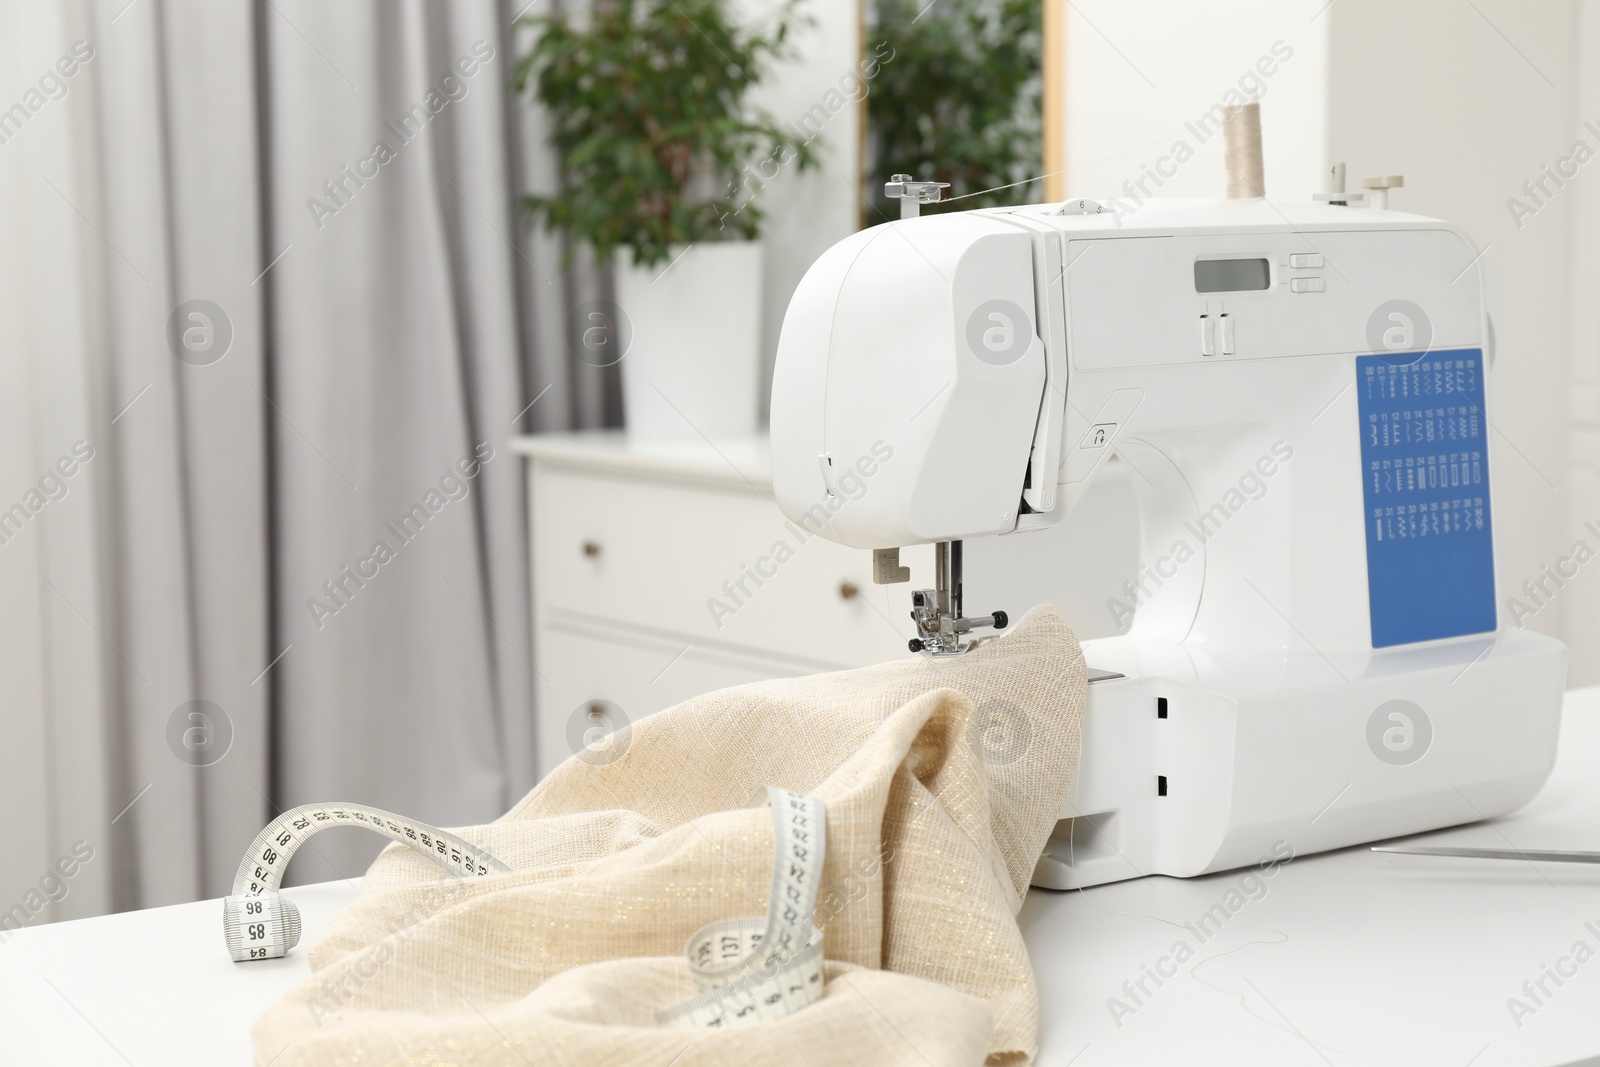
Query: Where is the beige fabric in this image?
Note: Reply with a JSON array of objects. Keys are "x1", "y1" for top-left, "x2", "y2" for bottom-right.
[{"x1": 254, "y1": 606, "x2": 1086, "y2": 1066}]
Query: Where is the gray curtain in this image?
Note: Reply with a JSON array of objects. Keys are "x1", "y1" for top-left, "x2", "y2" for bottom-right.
[
  {"x1": 257, "y1": 0, "x2": 621, "y2": 885},
  {"x1": 59, "y1": 0, "x2": 609, "y2": 904},
  {"x1": 93, "y1": 0, "x2": 274, "y2": 909}
]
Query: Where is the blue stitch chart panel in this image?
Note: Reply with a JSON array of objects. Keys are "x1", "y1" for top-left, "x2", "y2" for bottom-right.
[{"x1": 1357, "y1": 350, "x2": 1497, "y2": 647}]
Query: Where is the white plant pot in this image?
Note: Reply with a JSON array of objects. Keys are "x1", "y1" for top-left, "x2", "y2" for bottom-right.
[{"x1": 615, "y1": 242, "x2": 763, "y2": 443}]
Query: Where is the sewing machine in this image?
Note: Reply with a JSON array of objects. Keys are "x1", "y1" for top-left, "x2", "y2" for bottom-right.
[{"x1": 768, "y1": 191, "x2": 1567, "y2": 889}]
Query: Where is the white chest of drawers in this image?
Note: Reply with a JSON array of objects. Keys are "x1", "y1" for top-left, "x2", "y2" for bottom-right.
[{"x1": 512, "y1": 432, "x2": 934, "y2": 777}]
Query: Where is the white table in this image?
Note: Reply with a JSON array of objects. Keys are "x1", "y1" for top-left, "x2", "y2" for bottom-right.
[
  {"x1": 4, "y1": 691, "x2": 1597, "y2": 1066},
  {"x1": 1025, "y1": 686, "x2": 1600, "y2": 1066},
  {"x1": 0, "y1": 880, "x2": 357, "y2": 1063}
]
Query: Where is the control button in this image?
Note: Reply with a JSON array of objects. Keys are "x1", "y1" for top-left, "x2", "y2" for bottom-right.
[
  {"x1": 1218, "y1": 314, "x2": 1235, "y2": 354},
  {"x1": 1289, "y1": 253, "x2": 1324, "y2": 269},
  {"x1": 1290, "y1": 277, "x2": 1326, "y2": 293},
  {"x1": 1080, "y1": 423, "x2": 1116, "y2": 449},
  {"x1": 1199, "y1": 315, "x2": 1215, "y2": 356}
]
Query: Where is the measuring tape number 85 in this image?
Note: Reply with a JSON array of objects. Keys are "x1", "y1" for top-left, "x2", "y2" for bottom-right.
[
  {"x1": 222, "y1": 790, "x2": 830, "y2": 1032},
  {"x1": 221, "y1": 804, "x2": 509, "y2": 962}
]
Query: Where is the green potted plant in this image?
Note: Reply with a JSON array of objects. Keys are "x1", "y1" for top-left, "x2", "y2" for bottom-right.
[
  {"x1": 865, "y1": 0, "x2": 1041, "y2": 220},
  {"x1": 517, "y1": 0, "x2": 814, "y2": 441}
]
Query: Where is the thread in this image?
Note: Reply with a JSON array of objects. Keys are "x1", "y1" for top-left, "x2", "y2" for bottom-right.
[{"x1": 1223, "y1": 103, "x2": 1265, "y2": 199}]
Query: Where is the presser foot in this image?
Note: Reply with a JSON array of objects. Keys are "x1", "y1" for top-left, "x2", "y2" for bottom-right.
[{"x1": 908, "y1": 589, "x2": 1008, "y2": 656}]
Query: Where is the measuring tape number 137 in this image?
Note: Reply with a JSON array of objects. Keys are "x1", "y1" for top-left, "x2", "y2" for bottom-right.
[{"x1": 658, "y1": 787, "x2": 829, "y2": 1028}]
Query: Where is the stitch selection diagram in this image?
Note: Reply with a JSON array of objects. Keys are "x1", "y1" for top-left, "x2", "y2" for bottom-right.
[{"x1": 1358, "y1": 350, "x2": 1497, "y2": 647}]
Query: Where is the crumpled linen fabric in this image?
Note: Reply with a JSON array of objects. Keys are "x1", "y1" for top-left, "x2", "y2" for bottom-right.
[{"x1": 253, "y1": 605, "x2": 1086, "y2": 1066}]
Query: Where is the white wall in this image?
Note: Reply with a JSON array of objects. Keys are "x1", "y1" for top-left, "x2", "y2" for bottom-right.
[
  {"x1": 1566, "y1": 1, "x2": 1600, "y2": 681},
  {"x1": 1326, "y1": 0, "x2": 1578, "y2": 664},
  {"x1": 1063, "y1": 0, "x2": 1330, "y2": 204}
]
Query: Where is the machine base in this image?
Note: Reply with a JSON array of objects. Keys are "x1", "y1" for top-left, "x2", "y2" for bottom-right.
[{"x1": 1031, "y1": 628, "x2": 1566, "y2": 889}]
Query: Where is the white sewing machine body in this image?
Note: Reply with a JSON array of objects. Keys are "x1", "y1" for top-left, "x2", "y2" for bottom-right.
[{"x1": 769, "y1": 198, "x2": 1567, "y2": 889}]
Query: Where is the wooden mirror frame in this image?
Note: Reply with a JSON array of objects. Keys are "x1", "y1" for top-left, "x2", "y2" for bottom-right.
[{"x1": 1043, "y1": 0, "x2": 1063, "y2": 201}]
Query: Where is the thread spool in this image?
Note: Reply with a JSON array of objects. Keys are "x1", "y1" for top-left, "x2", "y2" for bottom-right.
[{"x1": 1223, "y1": 103, "x2": 1265, "y2": 199}]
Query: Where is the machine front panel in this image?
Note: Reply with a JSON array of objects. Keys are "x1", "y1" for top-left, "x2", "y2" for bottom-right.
[{"x1": 1357, "y1": 349, "x2": 1497, "y2": 647}]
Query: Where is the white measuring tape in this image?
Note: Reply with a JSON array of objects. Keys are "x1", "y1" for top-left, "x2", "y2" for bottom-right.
[
  {"x1": 223, "y1": 790, "x2": 830, "y2": 1032},
  {"x1": 221, "y1": 804, "x2": 510, "y2": 962},
  {"x1": 658, "y1": 787, "x2": 828, "y2": 1028}
]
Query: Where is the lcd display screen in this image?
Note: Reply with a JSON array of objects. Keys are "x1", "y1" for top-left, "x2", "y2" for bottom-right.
[{"x1": 1194, "y1": 258, "x2": 1270, "y2": 293}]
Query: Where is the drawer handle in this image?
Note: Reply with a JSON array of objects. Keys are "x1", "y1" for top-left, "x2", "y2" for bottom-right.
[
  {"x1": 838, "y1": 580, "x2": 859, "y2": 601},
  {"x1": 582, "y1": 540, "x2": 601, "y2": 558}
]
